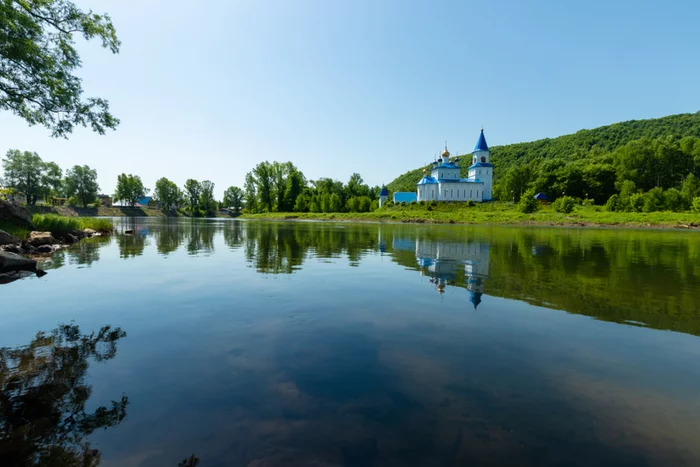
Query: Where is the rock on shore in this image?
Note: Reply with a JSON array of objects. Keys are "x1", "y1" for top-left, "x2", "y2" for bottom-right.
[{"x1": 0, "y1": 251, "x2": 37, "y2": 274}]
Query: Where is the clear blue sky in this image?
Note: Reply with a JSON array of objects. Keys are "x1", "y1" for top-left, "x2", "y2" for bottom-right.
[{"x1": 2, "y1": 0, "x2": 699, "y2": 198}]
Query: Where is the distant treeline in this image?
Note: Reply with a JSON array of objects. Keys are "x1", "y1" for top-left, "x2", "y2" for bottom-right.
[{"x1": 388, "y1": 112, "x2": 700, "y2": 212}]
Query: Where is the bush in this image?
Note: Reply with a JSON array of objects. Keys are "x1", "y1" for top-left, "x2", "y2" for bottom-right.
[
  {"x1": 466, "y1": 199, "x2": 476, "y2": 207},
  {"x1": 692, "y1": 197, "x2": 700, "y2": 213},
  {"x1": 663, "y1": 188, "x2": 685, "y2": 212},
  {"x1": 419, "y1": 200, "x2": 426, "y2": 205},
  {"x1": 518, "y1": 189, "x2": 540, "y2": 214},
  {"x1": 553, "y1": 196, "x2": 576, "y2": 214},
  {"x1": 400, "y1": 201, "x2": 406, "y2": 206},
  {"x1": 643, "y1": 187, "x2": 665, "y2": 213},
  {"x1": 629, "y1": 193, "x2": 645, "y2": 212},
  {"x1": 430, "y1": 200, "x2": 438, "y2": 207},
  {"x1": 605, "y1": 194, "x2": 620, "y2": 212}
]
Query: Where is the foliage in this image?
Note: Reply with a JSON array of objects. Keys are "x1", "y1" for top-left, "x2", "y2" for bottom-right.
[
  {"x1": 199, "y1": 180, "x2": 217, "y2": 216},
  {"x1": 518, "y1": 189, "x2": 540, "y2": 214},
  {"x1": 692, "y1": 197, "x2": 700, "y2": 214},
  {"x1": 553, "y1": 196, "x2": 576, "y2": 214},
  {"x1": 223, "y1": 186, "x2": 244, "y2": 211},
  {"x1": 605, "y1": 194, "x2": 620, "y2": 212},
  {"x1": 33, "y1": 214, "x2": 113, "y2": 236},
  {"x1": 63, "y1": 165, "x2": 99, "y2": 207},
  {"x1": 1, "y1": 149, "x2": 62, "y2": 204},
  {"x1": 184, "y1": 179, "x2": 202, "y2": 213},
  {"x1": 0, "y1": 0, "x2": 120, "y2": 137},
  {"x1": 0, "y1": 324, "x2": 128, "y2": 465},
  {"x1": 154, "y1": 177, "x2": 181, "y2": 212},
  {"x1": 114, "y1": 173, "x2": 148, "y2": 207}
]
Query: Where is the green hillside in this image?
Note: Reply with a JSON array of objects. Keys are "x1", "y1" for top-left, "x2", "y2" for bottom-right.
[{"x1": 387, "y1": 112, "x2": 700, "y2": 199}]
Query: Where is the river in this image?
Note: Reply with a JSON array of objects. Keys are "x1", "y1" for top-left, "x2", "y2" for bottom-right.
[{"x1": 2, "y1": 218, "x2": 700, "y2": 466}]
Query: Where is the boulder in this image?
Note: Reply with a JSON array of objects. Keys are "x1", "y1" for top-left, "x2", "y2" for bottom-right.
[
  {"x1": 28, "y1": 231, "x2": 55, "y2": 247},
  {"x1": 0, "y1": 251, "x2": 37, "y2": 274},
  {"x1": 2, "y1": 244, "x2": 21, "y2": 254},
  {"x1": 83, "y1": 228, "x2": 97, "y2": 236},
  {"x1": 63, "y1": 233, "x2": 79, "y2": 244},
  {"x1": 0, "y1": 200, "x2": 35, "y2": 230},
  {"x1": 0, "y1": 230, "x2": 19, "y2": 246},
  {"x1": 36, "y1": 245, "x2": 54, "y2": 254}
]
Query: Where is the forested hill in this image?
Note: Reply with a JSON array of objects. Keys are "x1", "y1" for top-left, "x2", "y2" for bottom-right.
[{"x1": 387, "y1": 112, "x2": 700, "y2": 194}]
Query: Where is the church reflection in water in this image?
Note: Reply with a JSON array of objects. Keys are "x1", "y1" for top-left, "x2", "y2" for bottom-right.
[{"x1": 383, "y1": 230, "x2": 490, "y2": 309}]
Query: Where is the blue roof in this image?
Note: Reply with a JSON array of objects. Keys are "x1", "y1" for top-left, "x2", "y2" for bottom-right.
[
  {"x1": 434, "y1": 163, "x2": 460, "y2": 169},
  {"x1": 468, "y1": 162, "x2": 494, "y2": 169},
  {"x1": 534, "y1": 192, "x2": 549, "y2": 200},
  {"x1": 417, "y1": 176, "x2": 438, "y2": 185},
  {"x1": 379, "y1": 186, "x2": 388, "y2": 196},
  {"x1": 393, "y1": 192, "x2": 417, "y2": 203},
  {"x1": 474, "y1": 129, "x2": 489, "y2": 152},
  {"x1": 136, "y1": 196, "x2": 152, "y2": 205}
]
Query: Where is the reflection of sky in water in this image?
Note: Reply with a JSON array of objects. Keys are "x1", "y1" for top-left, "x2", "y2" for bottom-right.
[{"x1": 2, "y1": 219, "x2": 700, "y2": 466}]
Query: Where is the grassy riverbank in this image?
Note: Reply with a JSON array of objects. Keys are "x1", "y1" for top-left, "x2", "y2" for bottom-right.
[
  {"x1": 33, "y1": 214, "x2": 114, "y2": 237},
  {"x1": 242, "y1": 202, "x2": 700, "y2": 229},
  {"x1": 27, "y1": 205, "x2": 169, "y2": 217}
]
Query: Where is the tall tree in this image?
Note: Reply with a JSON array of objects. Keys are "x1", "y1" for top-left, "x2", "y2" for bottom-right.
[
  {"x1": 41, "y1": 161, "x2": 63, "y2": 199},
  {"x1": 199, "y1": 180, "x2": 216, "y2": 216},
  {"x1": 250, "y1": 162, "x2": 274, "y2": 212},
  {"x1": 0, "y1": 0, "x2": 121, "y2": 137},
  {"x1": 223, "y1": 186, "x2": 244, "y2": 211},
  {"x1": 114, "y1": 173, "x2": 148, "y2": 207},
  {"x1": 184, "y1": 179, "x2": 202, "y2": 213},
  {"x1": 154, "y1": 177, "x2": 180, "y2": 212},
  {"x1": 243, "y1": 173, "x2": 257, "y2": 213},
  {"x1": 1, "y1": 149, "x2": 44, "y2": 204},
  {"x1": 64, "y1": 165, "x2": 99, "y2": 207}
]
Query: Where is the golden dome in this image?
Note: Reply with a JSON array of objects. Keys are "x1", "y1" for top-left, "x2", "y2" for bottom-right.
[{"x1": 441, "y1": 147, "x2": 450, "y2": 158}]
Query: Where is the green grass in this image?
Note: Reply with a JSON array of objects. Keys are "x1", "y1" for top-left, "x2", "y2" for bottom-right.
[
  {"x1": 241, "y1": 202, "x2": 700, "y2": 229},
  {"x1": 0, "y1": 221, "x2": 30, "y2": 239},
  {"x1": 32, "y1": 214, "x2": 114, "y2": 237}
]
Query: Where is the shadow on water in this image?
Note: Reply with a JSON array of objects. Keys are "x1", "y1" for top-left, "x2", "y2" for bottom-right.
[{"x1": 0, "y1": 324, "x2": 127, "y2": 467}]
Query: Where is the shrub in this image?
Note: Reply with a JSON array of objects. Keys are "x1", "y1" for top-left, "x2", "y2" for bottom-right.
[
  {"x1": 466, "y1": 199, "x2": 476, "y2": 207},
  {"x1": 692, "y1": 197, "x2": 700, "y2": 213},
  {"x1": 400, "y1": 201, "x2": 406, "y2": 206},
  {"x1": 629, "y1": 193, "x2": 645, "y2": 212},
  {"x1": 605, "y1": 194, "x2": 620, "y2": 212},
  {"x1": 663, "y1": 188, "x2": 685, "y2": 212},
  {"x1": 430, "y1": 200, "x2": 438, "y2": 207},
  {"x1": 643, "y1": 187, "x2": 665, "y2": 213},
  {"x1": 518, "y1": 189, "x2": 540, "y2": 214},
  {"x1": 553, "y1": 196, "x2": 576, "y2": 214},
  {"x1": 419, "y1": 200, "x2": 425, "y2": 205}
]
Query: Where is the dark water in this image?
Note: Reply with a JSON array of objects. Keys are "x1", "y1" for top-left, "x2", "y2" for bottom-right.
[{"x1": 2, "y1": 218, "x2": 700, "y2": 467}]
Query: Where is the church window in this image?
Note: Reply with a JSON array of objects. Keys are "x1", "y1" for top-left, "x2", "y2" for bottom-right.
[
  {"x1": 481, "y1": 156, "x2": 486, "y2": 163},
  {"x1": 470, "y1": 189, "x2": 472, "y2": 198}
]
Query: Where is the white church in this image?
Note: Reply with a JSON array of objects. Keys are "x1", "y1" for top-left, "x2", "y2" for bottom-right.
[{"x1": 380, "y1": 129, "x2": 494, "y2": 205}]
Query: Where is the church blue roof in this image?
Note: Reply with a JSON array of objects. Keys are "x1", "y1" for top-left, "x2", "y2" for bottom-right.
[
  {"x1": 468, "y1": 162, "x2": 494, "y2": 169},
  {"x1": 417, "y1": 176, "x2": 438, "y2": 185},
  {"x1": 434, "y1": 162, "x2": 460, "y2": 169},
  {"x1": 474, "y1": 129, "x2": 489, "y2": 152},
  {"x1": 379, "y1": 186, "x2": 388, "y2": 196}
]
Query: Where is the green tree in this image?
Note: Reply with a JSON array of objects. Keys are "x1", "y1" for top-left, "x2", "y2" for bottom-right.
[
  {"x1": 518, "y1": 189, "x2": 540, "y2": 214},
  {"x1": 41, "y1": 161, "x2": 63, "y2": 199},
  {"x1": 114, "y1": 173, "x2": 148, "y2": 207},
  {"x1": 284, "y1": 168, "x2": 305, "y2": 211},
  {"x1": 0, "y1": 324, "x2": 128, "y2": 466},
  {"x1": 223, "y1": 186, "x2": 244, "y2": 211},
  {"x1": 243, "y1": 173, "x2": 258, "y2": 213},
  {"x1": 681, "y1": 173, "x2": 699, "y2": 205},
  {"x1": 643, "y1": 187, "x2": 665, "y2": 212},
  {"x1": 199, "y1": 180, "x2": 216, "y2": 216},
  {"x1": 663, "y1": 188, "x2": 685, "y2": 212},
  {"x1": 250, "y1": 162, "x2": 274, "y2": 212},
  {"x1": 329, "y1": 193, "x2": 342, "y2": 212},
  {"x1": 0, "y1": 0, "x2": 120, "y2": 137},
  {"x1": 553, "y1": 195, "x2": 576, "y2": 214},
  {"x1": 692, "y1": 197, "x2": 700, "y2": 213},
  {"x1": 1, "y1": 149, "x2": 44, "y2": 204},
  {"x1": 184, "y1": 179, "x2": 202, "y2": 213},
  {"x1": 64, "y1": 165, "x2": 99, "y2": 207},
  {"x1": 154, "y1": 177, "x2": 180, "y2": 212}
]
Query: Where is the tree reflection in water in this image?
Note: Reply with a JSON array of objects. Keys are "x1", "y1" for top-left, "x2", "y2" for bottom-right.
[{"x1": 0, "y1": 325, "x2": 128, "y2": 467}]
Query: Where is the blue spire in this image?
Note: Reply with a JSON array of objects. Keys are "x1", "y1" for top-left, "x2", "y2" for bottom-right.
[
  {"x1": 474, "y1": 129, "x2": 489, "y2": 152},
  {"x1": 379, "y1": 186, "x2": 388, "y2": 196}
]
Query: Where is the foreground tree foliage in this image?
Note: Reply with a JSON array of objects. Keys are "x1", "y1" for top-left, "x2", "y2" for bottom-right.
[
  {"x1": 0, "y1": 324, "x2": 128, "y2": 466},
  {"x1": 0, "y1": 0, "x2": 121, "y2": 137}
]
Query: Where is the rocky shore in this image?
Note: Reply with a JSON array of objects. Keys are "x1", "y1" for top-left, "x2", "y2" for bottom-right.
[{"x1": 0, "y1": 200, "x2": 106, "y2": 285}]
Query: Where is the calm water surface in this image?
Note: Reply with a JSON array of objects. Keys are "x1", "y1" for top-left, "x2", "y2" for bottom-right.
[{"x1": 2, "y1": 218, "x2": 700, "y2": 467}]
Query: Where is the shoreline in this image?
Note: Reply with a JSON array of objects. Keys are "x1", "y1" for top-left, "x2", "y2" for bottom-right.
[{"x1": 240, "y1": 210, "x2": 700, "y2": 231}]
